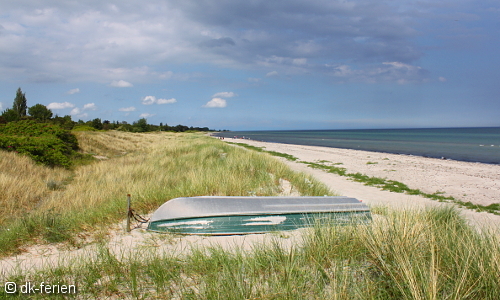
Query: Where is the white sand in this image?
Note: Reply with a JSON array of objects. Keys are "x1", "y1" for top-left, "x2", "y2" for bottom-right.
[{"x1": 223, "y1": 137, "x2": 500, "y2": 229}]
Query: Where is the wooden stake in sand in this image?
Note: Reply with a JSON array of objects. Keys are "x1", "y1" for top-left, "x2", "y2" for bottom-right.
[{"x1": 126, "y1": 194, "x2": 131, "y2": 232}]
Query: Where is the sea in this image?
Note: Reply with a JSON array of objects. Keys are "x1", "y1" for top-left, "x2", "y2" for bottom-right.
[{"x1": 215, "y1": 127, "x2": 500, "y2": 164}]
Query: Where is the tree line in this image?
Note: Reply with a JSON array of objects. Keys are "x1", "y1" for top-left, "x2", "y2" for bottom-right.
[{"x1": 1, "y1": 88, "x2": 212, "y2": 132}]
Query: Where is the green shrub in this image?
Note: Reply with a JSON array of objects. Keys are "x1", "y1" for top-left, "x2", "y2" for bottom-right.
[{"x1": 0, "y1": 120, "x2": 79, "y2": 168}]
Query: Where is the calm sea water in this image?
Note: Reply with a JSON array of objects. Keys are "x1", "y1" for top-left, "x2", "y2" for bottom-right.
[{"x1": 215, "y1": 127, "x2": 500, "y2": 164}]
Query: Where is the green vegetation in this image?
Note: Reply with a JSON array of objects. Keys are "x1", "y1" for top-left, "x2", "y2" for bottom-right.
[
  {"x1": 228, "y1": 142, "x2": 299, "y2": 161},
  {"x1": 0, "y1": 120, "x2": 83, "y2": 168},
  {"x1": 2, "y1": 206, "x2": 498, "y2": 299}
]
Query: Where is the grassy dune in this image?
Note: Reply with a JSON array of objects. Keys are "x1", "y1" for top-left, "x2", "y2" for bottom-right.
[
  {"x1": 1, "y1": 131, "x2": 499, "y2": 299},
  {"x1": 0, "y1": 131, "x2": 331, "y2": 254}
]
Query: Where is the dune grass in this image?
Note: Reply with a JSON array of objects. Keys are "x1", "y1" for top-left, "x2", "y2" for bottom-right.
[
  {"x1": 0, "y1": 131, "x2": 332, "y2": 255},
  {"x1": 2, "y1": 206, "x2": 498, "y2": 299}
]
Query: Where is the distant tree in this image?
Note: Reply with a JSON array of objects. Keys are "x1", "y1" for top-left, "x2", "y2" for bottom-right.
[
  {"x1": 13, "y1": 88, "x2": 27, "y2": 119},
  {"x1": 51, "y1": 115, "x2": 75, "y2": 130},
  {"x1": 174, "y1": 124, "x2": 189, "y2": 132},
  {"x1": 102, "y1": 120, "x2": 111, "y2": 130},
  {"x1": 28, "y1": 103, "x2": 53, "y2": 122},
  {"x1": 91, "y1": 118, "x2": 103, "y2": 130},
  {"x1": 133, "y1": 118, "x2": 149, "y2": 132},
  {"x1": 1, "y1": 108, "x2": 19, "y2": 122}
]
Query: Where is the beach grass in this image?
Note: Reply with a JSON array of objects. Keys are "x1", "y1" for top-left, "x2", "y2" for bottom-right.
[
  {"x1": 0, "y1": 131, "x2": 332, "y2": 256},
  {"x1": 2, "y1": 206, "x2": 498, "y2": 299}
]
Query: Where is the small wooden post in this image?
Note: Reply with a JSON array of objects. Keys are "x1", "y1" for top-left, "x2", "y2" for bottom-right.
[{"x1": 126, "y1": 194, "x2": 131, "y2": 232}]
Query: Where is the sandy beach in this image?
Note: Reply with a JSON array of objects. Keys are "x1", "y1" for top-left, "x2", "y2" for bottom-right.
[{"x1": 222, "y1": 137, "x2": 500, "y2": 229}]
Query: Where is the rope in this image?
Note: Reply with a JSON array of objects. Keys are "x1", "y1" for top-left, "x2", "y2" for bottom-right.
[{"x1": 128, "y1": 208, "x2": 150, "y2": 229}]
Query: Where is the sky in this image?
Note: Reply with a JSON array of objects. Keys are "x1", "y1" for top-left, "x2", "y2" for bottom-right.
[{"x1": 0, "y1": 0, "x2": 499, "y2": 131}]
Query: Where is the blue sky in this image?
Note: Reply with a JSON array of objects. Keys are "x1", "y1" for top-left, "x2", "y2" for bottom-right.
[{"x1": 0, "y1": 0, "x2": 499, "y2": 130}]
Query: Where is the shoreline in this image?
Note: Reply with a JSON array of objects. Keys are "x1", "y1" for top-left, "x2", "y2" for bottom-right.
[
  {"x1": 220, "y1": 137, "x2": 500, "y2": 229},
  {"x1": 212, "y1": 129, "x2": 500, "y2": 165},
  {"x1": 256, "y1": 140, "x2": 500, "y2": 165}
]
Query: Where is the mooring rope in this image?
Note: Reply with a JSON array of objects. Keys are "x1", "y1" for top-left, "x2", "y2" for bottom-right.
[{"x1": 128, "y1": 207, "x2": 150, "y2": 229}]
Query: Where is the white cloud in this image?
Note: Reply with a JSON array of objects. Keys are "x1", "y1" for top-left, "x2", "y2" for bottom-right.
[
  {"x1": 110, "y1": 80, "x2": 133, "y2": 87},
  {"x1": 212, "y1": 92, "x2": 237, "y2": 98},
  {"x1": 0, "y1": 102, "x2": 3, "y2": 110},
  {"x1": 140, "y1": 113, "x2": 155, "y2": 118},
  {"x1": 119, "y1": 106, "x2": 136, "y2": 112},
  {"x1": 141, "y1": 96, "x2": 157, "y2": 105},
  {"x1": 382, "y1": 62, "x2": 421, "y2": 71},
  {"x1": 439, "y1": 77, "x2": 447, "y2": 82},
  {"x1": 47, "y1": 102, "x2": 75, "y2": 109},
  {"x1": 292, "y1": 58, "x2": 307, "y2": 65},
  {"x1": 266, "y1": 71, "x2": 278, "y2": 77},
  {"x1": 83, "y1": 103, "x2": 97, "y2": 110},
  {"x1": 70, "y1": 107, "x2": 81, "y2": 115},
  {"x1": 142, "y1": 96, "x2": 176, "y2": 105},
  {"x1": 67, "y1": 88, "x2": 80, "y2": 94},
  {"x1": 203, "y1": 98, "x2": 227, "y2": 108},
  {"x1": 157, "y1": 98, "x2": 177, "y2": 104}
]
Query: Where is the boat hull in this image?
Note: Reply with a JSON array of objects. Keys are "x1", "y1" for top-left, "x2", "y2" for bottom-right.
[
  {"x1": 149, "y1": 211, "x2": 371, "y2": 235},
  {"x1": 147, "y1": 196, "x2": 371, "y2": 235}
]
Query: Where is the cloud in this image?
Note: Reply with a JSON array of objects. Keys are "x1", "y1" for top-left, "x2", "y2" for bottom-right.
[
  {"x1": 83, "y1": 103, "x2": 97, "y2": 110},
  {"x1": 212, "y1": 92, "x2": 237, "y2": 98},
  {"x1": 0, "y1": 102, "x2": 3, "y2": 110},
  {"x1": 70, "y1": 107, "x2": 81, "y2": 115},
  {"x1": 47, "y1": 102, "x2": 75, "y2": 109},
  {"x1": 266, "y1": 71, "x2": 278, "y2": 77},
  {"x1": 110, "y1": 80, "x2": 133, "y2": 87},
  {"x1": 141, "y1": 96, "x2": 157, "y2": 105},
  {"x1": 203, "y1": 97, "x2": 227, "y2": 108},
  {"x1": 119, "y1": 106, "x2": 137, "y2": 112},
  {"x1": 292, "y1": 58, "x2": 307, "y2": 66},
  {"x1": 142, "y1": 96, "x2": 176, "y2": 105},
  {"x1": 140, "y1": 113, "x2": 155, "y2": 118},
  {"x1": 0, "y1": 1, "x2": 430, "y2": 84},
  {"x1": 199, "y1": 37, "x2": 236, "y2": 48},
  {"x1": 439, "y1": 77, "x2": 447, "y2": 82},
  {"x1": 324, "y1": 61, "x2": 428, "y2": 83},
  {"x1": 67, "y1": 88, "x2": 80, "y2": 94},
  {"x1": 157, "y1": 98, "x2": 177, "y2": 104}
]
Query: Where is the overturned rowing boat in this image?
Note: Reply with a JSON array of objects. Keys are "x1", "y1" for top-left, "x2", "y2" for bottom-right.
[{"x1": 147, "y1": 196, "x2": 371, "y2": 235}]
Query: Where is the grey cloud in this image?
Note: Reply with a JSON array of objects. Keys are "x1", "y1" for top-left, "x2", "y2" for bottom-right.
[
  {"x1": 176, "y1": 0, "x2": 431, "y2": 82},
  {"x1": 0, "y1": 0, "x2": 463, "y2": 84},
  {"x1": 199, "y1": 37, "x2": 236, "y2": 48}
]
